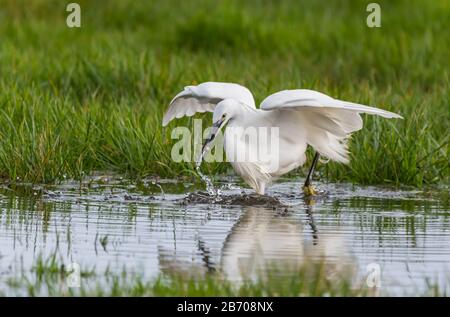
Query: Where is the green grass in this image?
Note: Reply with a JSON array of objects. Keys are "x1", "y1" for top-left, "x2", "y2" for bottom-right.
[
  {"x1": 0, "y1": 0, "x2": 448, "y2": 186},
  {"x1": 24, "y1": 265, "x2": 366, "y2": 297},
  {"x1": 3, "y1": 253, "x2": 446, "y2": 297}
]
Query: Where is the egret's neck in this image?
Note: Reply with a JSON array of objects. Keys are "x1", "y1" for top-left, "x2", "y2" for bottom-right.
[{"x1": 228, "y1": 104, "x2": 261, "y2": 128}]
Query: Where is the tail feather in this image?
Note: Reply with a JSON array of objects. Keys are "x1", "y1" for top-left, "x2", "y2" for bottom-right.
[{"x1": 301, "y1": 108, "x2": 362, "y2": 163}]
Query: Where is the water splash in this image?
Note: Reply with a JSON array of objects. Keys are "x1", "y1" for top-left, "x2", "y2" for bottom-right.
[
  {"x1": 151, "y1": 181, "x2": 165, "y2": 199},
  {"x1": 195, "y1": 150, "x2": 220, "y2": 196}
]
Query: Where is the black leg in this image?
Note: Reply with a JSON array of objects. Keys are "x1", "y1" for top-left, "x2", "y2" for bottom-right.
[{"x1": 304, "y1": 151, "x2": 320, "y2": 188}]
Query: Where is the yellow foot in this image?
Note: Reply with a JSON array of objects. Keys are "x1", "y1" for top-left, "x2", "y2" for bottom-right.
[{"x1": 302, "y1": 185, "x2": 318, "y2": 196}]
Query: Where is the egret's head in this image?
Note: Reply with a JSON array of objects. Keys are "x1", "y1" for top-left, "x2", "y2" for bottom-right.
[
  {"x1": 212, "y1": 99, "x2": 239, "y2": 124},
  {"x1": 200, "y1": 99, "x2": 240, "y2": 156}
]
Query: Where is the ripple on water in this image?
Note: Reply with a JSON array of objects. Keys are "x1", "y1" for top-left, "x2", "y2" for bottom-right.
[{"x1": 0, "y1": 178, "x2": 448, "y2": 295}]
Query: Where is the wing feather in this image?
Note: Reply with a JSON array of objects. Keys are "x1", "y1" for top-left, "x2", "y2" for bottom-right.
[
  {"x1": 261, "y1": 89, "x2": 402, "y2": 119},
  {"x1": 162, "y1": 82, "x2": 255, "y2": 126},
  {"x1": 261, "y1": 89, "x2": 402, "y2": 163}
]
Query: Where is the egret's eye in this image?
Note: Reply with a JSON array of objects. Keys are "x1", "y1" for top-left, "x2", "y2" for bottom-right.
[{"x1": 222, "y1": 113, "x2": 226, "y2": 119}]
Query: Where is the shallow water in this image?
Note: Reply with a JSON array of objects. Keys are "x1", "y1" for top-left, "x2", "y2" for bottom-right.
[{"x1": 0, "y1": 176, "x2": 449, "y2": 295}]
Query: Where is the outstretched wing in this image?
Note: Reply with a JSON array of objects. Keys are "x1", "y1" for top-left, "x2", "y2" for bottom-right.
[
  {"x1": 162, "y1": 82, "x2": 255, "y2": 126},
  {"x1": 260, "y1": 89, "x2": 402, "y2": 163}
]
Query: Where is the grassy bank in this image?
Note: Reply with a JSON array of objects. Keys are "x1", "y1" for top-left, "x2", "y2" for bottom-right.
[{"x1": 0, "y1": 0, "x2": 448, "y2": 186}]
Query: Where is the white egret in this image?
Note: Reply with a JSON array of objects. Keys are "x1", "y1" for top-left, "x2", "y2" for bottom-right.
[{"x1": 163, "y1": 82, "x2": 402, "y2": 195}]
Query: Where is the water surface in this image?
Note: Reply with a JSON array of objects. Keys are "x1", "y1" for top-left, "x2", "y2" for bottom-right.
[{"x1": 0, "y1": 177, "x2": 448, "y2": 295}]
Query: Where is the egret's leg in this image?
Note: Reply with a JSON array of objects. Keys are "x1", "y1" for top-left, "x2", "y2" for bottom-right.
[{"x1": 303, "y1": 152, "x2": 320, "y2": 195}]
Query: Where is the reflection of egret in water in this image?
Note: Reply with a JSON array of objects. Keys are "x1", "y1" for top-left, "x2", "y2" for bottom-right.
[
  {"x1": 220, "y1": 206, "x2": 305, "y2": 280},
  {"x1": 304, "y1": 196, "x2": 319, "y2": 244},
  {"x1": 158, "y1": 197, "x2": 354, "y2": 282},
  {"x1": 220, "y1": 204, "x2": 353, "y2": 282}
]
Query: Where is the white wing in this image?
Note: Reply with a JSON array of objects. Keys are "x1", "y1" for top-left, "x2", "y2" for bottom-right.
[
  {"x1": 260, "y1": 89, "x2": 402, "y2": 163},
  {"x1": 261, "y1": 89, "x2": 402, "y2": 119},
  {"x1": 162, "y1": 82, "x2": 256, "y2": 126}
]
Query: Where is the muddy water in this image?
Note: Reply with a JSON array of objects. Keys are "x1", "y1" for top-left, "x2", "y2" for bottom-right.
[{"x1": 0, "y1": 176, "x2": 449, "y2": 295}]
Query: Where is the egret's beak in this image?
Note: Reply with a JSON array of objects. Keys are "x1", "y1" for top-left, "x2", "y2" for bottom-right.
[{"x1": 200, "y1": 118, "x2": 225, "y2": 158}]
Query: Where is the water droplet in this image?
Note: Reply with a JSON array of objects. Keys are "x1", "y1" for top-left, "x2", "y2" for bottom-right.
[
  {"x1": 151, "y1": 181, "x2": 165, "y2": 199},
  {"x1": 195, "y1": 150, "x2": 219, "y2": 196}
]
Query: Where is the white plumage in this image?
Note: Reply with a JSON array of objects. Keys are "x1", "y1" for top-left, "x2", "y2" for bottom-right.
[
  {"x1": 162, "y1": 82, "x2": 255, "y2": 126},
  {"x1": 163, "y1": 82, "x2": 402, "y2": 194}
]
